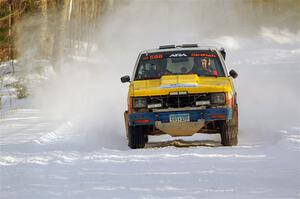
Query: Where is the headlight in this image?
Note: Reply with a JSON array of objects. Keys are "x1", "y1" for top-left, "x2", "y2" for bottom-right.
[
  {"x1": 133, "y1": 98, "x2": 147, "y2": 108},
  {"x1": 210, "y1": 93, "x2": 225, "y2": 105}
]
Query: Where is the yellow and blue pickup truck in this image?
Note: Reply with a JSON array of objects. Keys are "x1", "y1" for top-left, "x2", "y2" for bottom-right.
[{"x1": 121, "y1": 44, "x2": 238, "y2": 149}]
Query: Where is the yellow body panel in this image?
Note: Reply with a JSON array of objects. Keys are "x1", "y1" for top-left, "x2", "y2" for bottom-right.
[{"x1": 129, "y1": 74, "x2": 233, "y2": 97}]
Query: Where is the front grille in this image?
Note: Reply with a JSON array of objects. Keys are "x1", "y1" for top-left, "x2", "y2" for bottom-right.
[{"x1": 148, "y1": 93, "x2": 210, "y2": 109}]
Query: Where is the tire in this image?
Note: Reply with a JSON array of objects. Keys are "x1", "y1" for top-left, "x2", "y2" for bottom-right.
[
  {"x1": 144, "y1": 135, "x2": 149, "y2": 143},
  {"x1": 220, "y1": 106, "x2": 238, "y2": 146},
  {"x1": 128, "y1": 125, "x2": 146, "y2": 149}
]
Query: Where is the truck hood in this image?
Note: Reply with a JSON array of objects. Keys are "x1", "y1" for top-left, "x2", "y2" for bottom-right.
[{"x1": 130, "y1": 75, "x2": 232, "y2": 97}]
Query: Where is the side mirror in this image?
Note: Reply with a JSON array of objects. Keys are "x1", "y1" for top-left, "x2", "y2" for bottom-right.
[
  {"x1": 121, "y1": 75, "x2": 130, "y2": 83},
  {"x1": 229, "y1": 69, "x2": 238, "y2": 79}
]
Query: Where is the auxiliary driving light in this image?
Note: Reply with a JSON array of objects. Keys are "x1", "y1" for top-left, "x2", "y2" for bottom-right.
[
  {"x1": 169, "y1": 91, "x2": 188, "y2": 95},
  {"x1": 196, "y1": 100, "x2": 210, "y2": 106},
  {"x1": 148, "y1": 103, "x2": 162, "y2": 109}
]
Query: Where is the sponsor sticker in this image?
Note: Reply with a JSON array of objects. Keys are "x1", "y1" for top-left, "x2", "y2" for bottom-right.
[
  {"x1": 191, "y1": 53, "x2": 216, "y2": 58},
  {"x1": 169, "y1": 53, "x2": 188, "y2": 57}
]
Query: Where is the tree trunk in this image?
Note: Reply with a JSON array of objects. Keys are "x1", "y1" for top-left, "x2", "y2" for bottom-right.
[
  {"x1": 51, "y1": 0, "x2": 70, "y2": 72},
  {"x1": 8, "y1": 1, "x2": 12, "y2": 60},
  {"x1": 39, "y1": 0, "x2": 48, "y2": 59}
]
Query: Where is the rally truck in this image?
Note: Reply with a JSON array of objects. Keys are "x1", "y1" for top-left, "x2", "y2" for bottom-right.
[{"x1": 121, "y1": 44, "x2": 238, "y2": 149}]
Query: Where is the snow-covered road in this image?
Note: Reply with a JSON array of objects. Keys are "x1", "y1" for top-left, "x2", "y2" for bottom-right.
[{"x1": 0, "y1": 105, "x2": 299, "y2": 198}]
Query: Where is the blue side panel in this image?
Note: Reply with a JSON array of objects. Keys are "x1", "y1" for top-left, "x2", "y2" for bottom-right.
[
  {"x1": 128, "y1": 108, "x2": 232, "y2": 126},
  {"x1": 128, "y1": 112, "x2": 155, "y2": 126},
  {"x1": 226, "y1": 108, "x2": 233, "y2": 120}
]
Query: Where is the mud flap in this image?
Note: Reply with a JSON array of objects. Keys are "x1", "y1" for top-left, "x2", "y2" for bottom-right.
[{"x1": 124, "y1": 111, "x2": 129, "y2": 139}]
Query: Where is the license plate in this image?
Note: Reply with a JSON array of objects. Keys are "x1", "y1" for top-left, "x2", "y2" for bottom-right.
[{"x1": 169, "y1": 114, "x2": 190, "y2": 122}]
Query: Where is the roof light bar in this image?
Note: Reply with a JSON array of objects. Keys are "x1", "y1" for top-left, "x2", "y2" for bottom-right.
[
  {"x1": 181, "y1": 44, "x2": 198, "y2": 48},
  {"x1": 159, "y1": 45, "x2": 176, "y2": 49}
]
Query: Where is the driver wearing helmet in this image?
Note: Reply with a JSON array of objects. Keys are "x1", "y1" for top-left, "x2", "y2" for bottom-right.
[{"x1": 197, "y1": 58, "x2": 215, "y2": 76}]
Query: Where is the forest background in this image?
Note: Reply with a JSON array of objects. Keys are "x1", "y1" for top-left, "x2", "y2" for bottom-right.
[{"x1": 0, "y1": 0, "x2": 299, "y2": 70}]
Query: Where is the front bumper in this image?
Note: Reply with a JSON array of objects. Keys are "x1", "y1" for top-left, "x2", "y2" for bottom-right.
[{"x1": 128, "y1": 107, "x2": 232, "y2": 126}]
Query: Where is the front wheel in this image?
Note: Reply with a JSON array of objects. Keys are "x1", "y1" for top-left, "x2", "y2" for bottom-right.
[
  {"x1": 128, "y1": 125, "x2": 146, "y2": 149},
  {"x1": 144, "y1": 135, "x2": 149, "y2": 143},
  {"x1": 220, "y1": 106, "x2": 238, "y2": 146}
]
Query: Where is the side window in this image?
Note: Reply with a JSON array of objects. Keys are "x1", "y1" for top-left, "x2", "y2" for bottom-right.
[
  {"x1": 211, "y1": 58, "x2": 225, "y2": 76},
  {"x1": 196, "y1": 57, "x2": 225, "y2": 77},
  {"x1": 136, "y1": 65, "x2": 145, "y2": 79},
  {"x1": 145, "y1": 62, "x2": 157, "y2": 71},
  {"x1": 208, "y1": 59, "x2": 215, "y2": 70},
  {"x1": 145, "y1": 62, "x2": 158, "y2": 78},
  {"x1": 135, "y1": 60, "x2": 161, "y2": 80}
]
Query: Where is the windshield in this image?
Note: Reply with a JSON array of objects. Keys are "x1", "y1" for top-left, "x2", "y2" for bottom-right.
[{"x1": 134, "y1": 50, "x2": 225, "y2": 80}]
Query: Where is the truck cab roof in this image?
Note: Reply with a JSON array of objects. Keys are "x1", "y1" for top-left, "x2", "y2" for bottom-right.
[{"x1": 140, "y1": 44, "x2": 224, "y2": 55}]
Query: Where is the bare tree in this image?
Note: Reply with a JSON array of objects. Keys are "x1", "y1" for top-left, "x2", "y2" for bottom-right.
[{"x1": 51, "y1": 0, "x2": 69, "y2": 72}]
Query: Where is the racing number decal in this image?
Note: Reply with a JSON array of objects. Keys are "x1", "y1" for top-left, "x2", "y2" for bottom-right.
[{"x1": 143, "y1": 54, "x2": 163, "y2": 60}]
